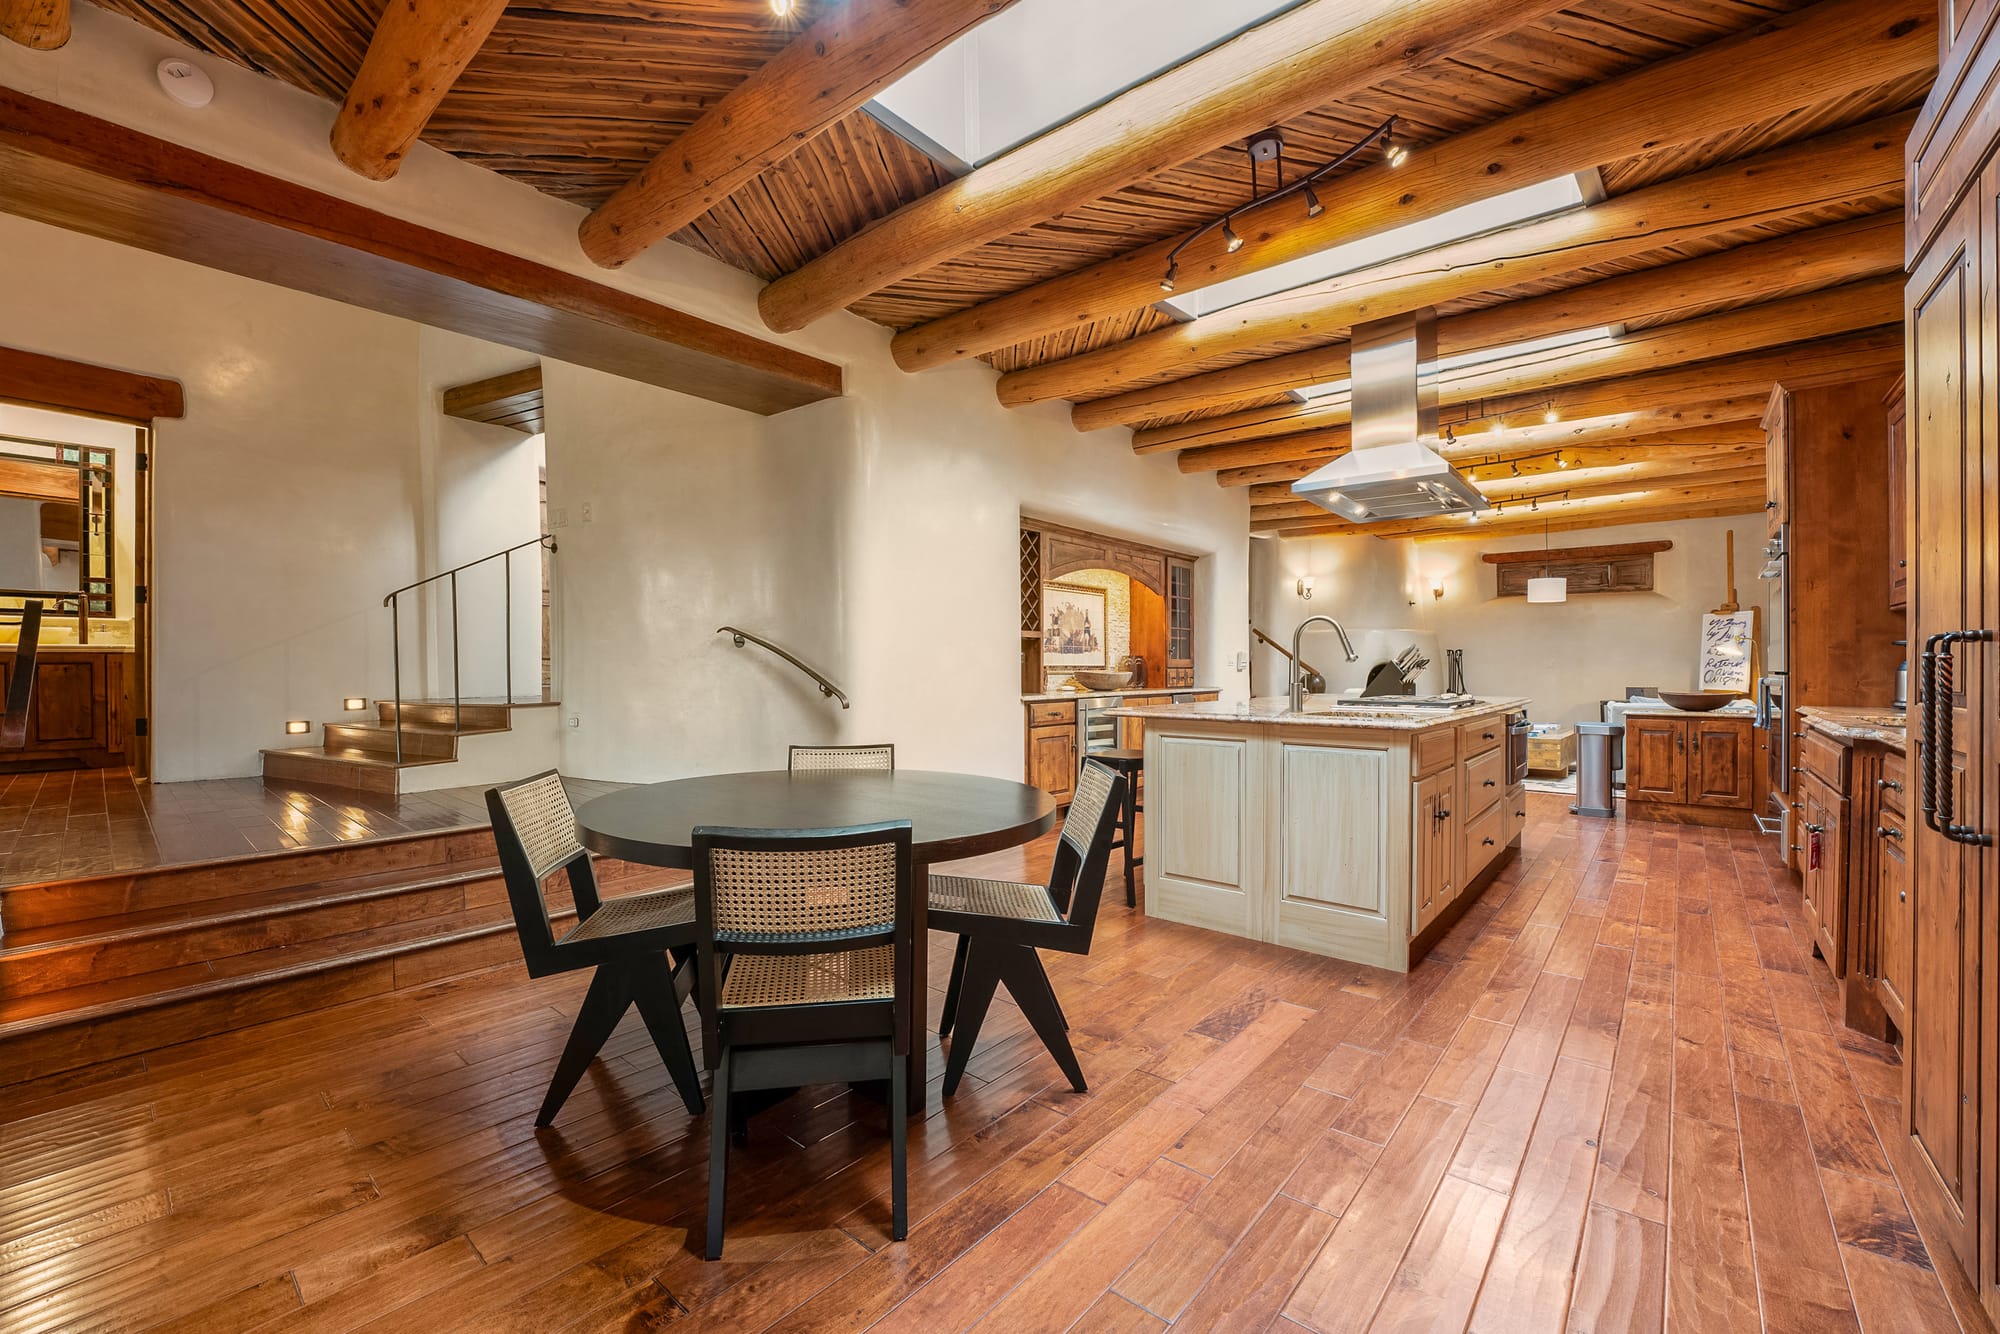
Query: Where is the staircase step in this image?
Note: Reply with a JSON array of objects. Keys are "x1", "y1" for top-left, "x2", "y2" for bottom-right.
[
  {"x1": 259, "y1": 746, "x2": 454, "y2": 796},
  {"x1": 321, "y1": 719, "x2": 503, "y2": 759},
  {"x1": 373, "y1": 699, "x2": 518, "y2": 730},
  {"x1": 0, "y1": 827, "x2": 498, "y2": 931},
  {"x1": 0, "y1": 860, "x2": 688, "y2": 1085}
]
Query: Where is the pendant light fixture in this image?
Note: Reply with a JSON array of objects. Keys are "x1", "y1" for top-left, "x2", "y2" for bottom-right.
[{"x1": 1526, "y1": 518, "x2": 1567, "y2": 603}]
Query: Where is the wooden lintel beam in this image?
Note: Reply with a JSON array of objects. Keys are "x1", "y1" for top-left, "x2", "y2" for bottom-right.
[
  {"x1": 890, "y1": 0, "x2": 1933, "y2": 372},
  {"x1": 0, "y1": 344, "x2": 184, "y2": 420},
  {"x1": 0, "y1": 89, "x2": 841, "y2": 416},
  {"x1": 1073, "y1": 211, "x2": 1902, "y2": 432},
  {"x1": 754, "y1": 0, "x2": 1573, "y2": 332},
  {"x1": 1145, "y1": 281, "x2": 1903, "y2": 457},
  {"x1": 0, "y1": 0, "x2": 68, "y2": 49},
  {"x1": 443, "y1": 365, "x2": 544, "y2": 435},
  {"x1": 580, "y1": 0, "x2": 1015, "y2": 269},
  {"x1": 331, "y1": 0, "x2": 511, "y2": 182},
  {"x1": 998, "y1": 114, "x2": 1911, "y2": 413}
]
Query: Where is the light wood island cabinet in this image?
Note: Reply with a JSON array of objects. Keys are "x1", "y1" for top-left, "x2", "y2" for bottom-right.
[{"x1": 1112, "y1": 696, "x2": 1528, "y2": 973}]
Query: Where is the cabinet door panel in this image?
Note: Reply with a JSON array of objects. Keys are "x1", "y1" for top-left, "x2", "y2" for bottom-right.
[
  {"x1": 1027, "y1": 726, "x2": 1076, "y2": 803},
  {"x1": 1625, "y1": 717, "x2": 1686, "y2": 803},
  {"x1": 1877, "y1": 818, "x2": 1912, "y2": 1030},
  {"x1": 1688, "y1": 718, "x2": 1754, "y2": 808},
  {"x1": 32, "y1": 660, "x2": 99, "y2": 746},
  {"x1": 1412, "y1": 769, "x2": 1454, "y2": 933}
]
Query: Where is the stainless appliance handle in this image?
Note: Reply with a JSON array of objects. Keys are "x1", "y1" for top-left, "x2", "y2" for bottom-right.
[{"x1": 1752, "y1": 813, "x2": 1785, "y2": 836}]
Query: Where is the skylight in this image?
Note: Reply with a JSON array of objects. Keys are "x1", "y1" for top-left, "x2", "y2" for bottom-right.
[
  {"x1": 866, "y1": 0, "x2": 1306, "y2": 170},
  {"x1": 1292, "y1": 325, "x2": 1625, "y2": 406},
  {"x1": 1161, "y1": 174, "x2": 1597, "y2": 320}
]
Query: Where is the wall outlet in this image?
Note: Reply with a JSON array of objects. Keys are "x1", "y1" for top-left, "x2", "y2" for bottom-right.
[
  {"x1": 580, "y1": 500, "x2": 594, "y2": 524},
  {"x1": 567, "y1": 715, "x2": 580, "y2": 729}
]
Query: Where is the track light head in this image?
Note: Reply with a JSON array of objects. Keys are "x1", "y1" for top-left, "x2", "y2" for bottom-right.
[
  {"x1": 1556, "y1": 452, "x2": 1569, "y2": 469},
  {"x1": 1221, "y1": 219, "x2": 1244, "y2": 253},
  {"x1": 1383, "y1": 135, "x2": 1408, "y2": 168},
  {"x1": 1303, "y1": 184, "x2": 1324, "y2": 218},
  {"x1": 1160, "y1": 262, "x2": 1177, "y2": 294},
  {"x1": 1543, "y1": 401, "x2": 1560, "y2": 424},
  {"x1": 769, "y1": 0, "x2": 794, "y2": 14}
]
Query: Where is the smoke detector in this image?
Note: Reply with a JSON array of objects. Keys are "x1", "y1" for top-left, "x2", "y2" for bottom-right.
[{"x1": 156, "y1": 58, "x2": 215, "y2": 109}]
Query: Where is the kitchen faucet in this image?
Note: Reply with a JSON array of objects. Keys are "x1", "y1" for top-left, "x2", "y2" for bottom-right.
[{"x1": 1291, "y1": 614, "x2": 1359, "y2": 712}]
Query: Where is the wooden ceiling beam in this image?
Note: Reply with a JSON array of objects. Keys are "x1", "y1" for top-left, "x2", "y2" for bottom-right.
[
  {"x1": 1071, "y1": 211, "x2": 1901, "y2": 431},
  {"x1": 1256, "y1": 482, "x2": 1767, "y2": 540},
  {"x1": 1247, "y1": 439, "x2": 1764, "y2": 505},
  {"x1": 578, "y1": 0, "x2": 1015, "y2": 270},
  {"x1": 1180, "y1": 327, "x2": 1901, "y2": 475},
  {"x1": 890, "y1": 0, "x2": 1933, "y2": 372},
  {"x1": 0, "y1": 344, "x2": 184, "y2": 420},
  {"x1": 0, "y1": 0, "x2": 68, "y2": 49},
  {"x1": 1141, "y1": 277, "x2": 1901, "y2": 455},
  {"x1": 0, "y1": 89, "x2": 841, "y2": 415},
  {"x1": 1252, "y1": 464, "x2": 1766, "y2": 524},
  {"x1": 330, "y1": 0, "x2": 512, "y2": 181},
  {"x1": 1216, "y1": 402, "x2": 1772, "y2": 487},
  {"x1": 998, "y1": 114, "x2": 1910, "y2": 412},
  {"x1": 753, "y1": 0, "x2": 1573, "y2": 332}
]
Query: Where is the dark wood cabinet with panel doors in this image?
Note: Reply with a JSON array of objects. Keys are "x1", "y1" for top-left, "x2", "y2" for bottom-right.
[
  {"x1": 1623, "y1": 713, "x2": 1755, "y2": 826},
  {"x1": 1898, "y1": 13, "x2": 2000, "y2": 1313}
]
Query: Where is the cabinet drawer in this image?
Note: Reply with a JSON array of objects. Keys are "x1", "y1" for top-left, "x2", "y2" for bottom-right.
[
  {"x1": 1458, "y1": 716, "x2": 1506, "y2": 758},
  {"x1": 1027, "y1": 700, "x2": 1076, "y2": 725},
  {"x1": 1413, "y1": 727, "x2": 1457, "y2": 779},
  {"x1": 1463, "y1": 800, "x2": 1506, "y2": 884},
  {"x1": 1799, "y1": 729, "x2": 1849, "y2": 793},
  {"x1": 1463, "y1": 747, "x2": 1507, "y2": 805},
  {"x1": 1878, "y1": 749, "x2": 1908, "y2": 815}
]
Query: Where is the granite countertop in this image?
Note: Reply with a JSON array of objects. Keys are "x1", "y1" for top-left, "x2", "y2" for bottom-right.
[
  {"x1": 1799, "y1": 705, "x2": 1908, "y2": 748},
  {"x1": 1022, "y1": 685, "x2": 1218, "y2": 703},
  {"x1": 1632, "y1": 703, "x2": 1759, "y2": 720},
  {"x1": 1106, "y1": 695, "x2": 1530, "y2": 732}
]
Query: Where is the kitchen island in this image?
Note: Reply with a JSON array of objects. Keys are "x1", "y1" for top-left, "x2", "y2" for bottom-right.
[{"x1": 1108, "y1": 696, "x2": 1529, "y2": 972}]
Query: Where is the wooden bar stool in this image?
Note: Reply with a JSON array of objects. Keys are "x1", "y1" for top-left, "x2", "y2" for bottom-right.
[{"x1": 1094, "y1": 748, "x2": 1144, "y2": 907}]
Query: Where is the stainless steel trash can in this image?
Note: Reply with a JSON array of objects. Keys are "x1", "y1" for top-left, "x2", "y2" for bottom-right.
[{"x1": 1573, "y1": 722, "x2": 1622, "y2": 818}]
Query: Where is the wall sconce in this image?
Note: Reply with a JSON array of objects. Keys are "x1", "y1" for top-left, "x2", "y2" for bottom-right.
[
  {"x1": 285, "y1": 720, "x2": 311, "y2": 735},
  {"x1": 1431, "y1": 579, "x2": 1445, "y2": 601},
  {"x1": 342, "y1": 697, "x2": 367, "y2": 711},
  {"x1": 1296, "y1": 575, "x2": 1315, "y2": 600}
]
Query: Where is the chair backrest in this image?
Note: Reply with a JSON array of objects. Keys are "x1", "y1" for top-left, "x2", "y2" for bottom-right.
[
  {"x1": 690, "y1": 822, "x2": 914, "y2": 1053},
  {"x1": 486, "y1": 770, "x2": 602, "y2": 975},
  {"x1": 1046, "y1": 760, "x2": 1128, "y2": 941},
  {"x1": 787, "y1": 744, "x2": 895, "y2": 772}
]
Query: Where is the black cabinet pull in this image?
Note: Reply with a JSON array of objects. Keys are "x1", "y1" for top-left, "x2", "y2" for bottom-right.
[
  {"x1": 1877, "y1": 825, "x2": 1902, "y2": 840},
  {"x1": 1877, "y1": 778, "x2": 1902, "y2": 791},
  {"x1": 1482, "y1": 837, "x2": 1496, "y2": 846},
  {"x1": 1483, "y1": 779, "x2": 1496, "y2": 787}
]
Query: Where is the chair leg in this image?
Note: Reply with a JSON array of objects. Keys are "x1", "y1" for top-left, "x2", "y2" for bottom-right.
[
  {"x1": 705, "y1": 1047, "x2": 733, "y2": 1261},
  {"x1": 938, "y1": 935, "x2": 971, "y2": 1037},
  {"x1": 941, "y1": 942, "x2": 1003, "y2": 1097},
  {"x1": 1123, "y1": 778, "x2": 1140, "y2": 908},
  {"x1": 1002, "y1": 948, "x2": 1087, "y2": 1093},
  {"x1": 537, "y1": 964, "x2": 631, "y2": 1127},
  {"x1": 631, "y1": 954, "x2": 706, "y2": 1116},
  {"x1": 889, "y1": 1057, "x2": 909, "y2": 1241}
]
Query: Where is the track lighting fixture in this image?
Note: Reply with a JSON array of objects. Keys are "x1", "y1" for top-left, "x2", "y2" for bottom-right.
[
  {"x1": 1556, "y1": 452, "x2": 1569, "y2": 469},
  {"x1": 1303, "y1": 184, "x2": 1324, "y2": 218},
  {"x1": 1510, "y1": 460, "x2": 1521, "y2": 476},
  {"x1": 1383, "y1": 133, "x2": 1408, "y2": 168},
  {"x1": 1221, "y1": 219, "x2": 1244, "y2": 253},
  {"x1": 769, "y1": 0, "x2": 794, "y2": 14},
  {"x1": 1160, "y1": 262, "x2": 1177, "y2": 293},
  {"x1": 1543, "y1": 401, "x2": 1560, "y2": 424}
]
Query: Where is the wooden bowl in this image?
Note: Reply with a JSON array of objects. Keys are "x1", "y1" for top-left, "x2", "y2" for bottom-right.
[
  {"x1": 1657, "y1": 690, "x2": 1740, "y2": 711},
  {"x1": 1071, "y1": 670, "x2": 1134, "y2": 691}
]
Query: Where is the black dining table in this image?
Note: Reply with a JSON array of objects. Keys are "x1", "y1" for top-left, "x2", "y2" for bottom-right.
[{"x1": 574, "y1": 768, "x2": 1059, "y2": 1087}]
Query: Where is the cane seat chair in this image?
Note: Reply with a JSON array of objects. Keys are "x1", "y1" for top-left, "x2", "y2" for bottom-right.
[
  {"x1": 787, "y1": 743, "x2": 896, "y2": 772},
  {"x1": 486, "y1": 771, "x2": 705, "y2": 1126},
  {"x1": 929, "y1": 760, "x2": 1127, "y2": 1098},
  {"x1": 691, "y1": 821, "x2": 915, "y2": 1260}
]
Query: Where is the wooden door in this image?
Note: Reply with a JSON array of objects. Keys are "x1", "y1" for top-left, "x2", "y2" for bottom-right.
[
  {"x1": 1688, "y1": 718, "x2": 1753, "y2": 808},
  {"x1": 32, "y1": 658, "x2": 101, "y2": 748},
  {"x1": 1763, "y1": 387, "x2": 1790, "y2": 534},
  {"x1": 1411, "y1": 769, "x2": 1454, "y2": 932},
  {"x1": 1027, "y1": 724, "x2": 1077, "y2": 805},
  {"x1": 1879, "y1": 816, "x2": 1913, "y2": 1031},
  {"x1": 1888, "y1": 376, "x2": 1910, "y2": 611},
  {"x1": 1625, "y1": 717, "x2": 1686, "y2": 803},
  {"x1": 1906, "y1": 184, "x2": 1983, "y2": 1271}
]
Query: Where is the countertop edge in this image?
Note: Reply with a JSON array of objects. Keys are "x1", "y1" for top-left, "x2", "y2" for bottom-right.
[
  {"x1": 1021, "y1": 686, "x2": 1221, "y2": 703},
  {"x1": 1798, "y1": 705, "x2": 1908, "y2": 748},
  {"x1": 1103, "y1": 696, "x2": 1533, "y2": 732}
]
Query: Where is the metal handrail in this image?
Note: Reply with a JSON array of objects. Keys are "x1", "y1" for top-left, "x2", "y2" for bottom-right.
[
  {"x1": 717, "y1": 626, "x2": 850, "y2": 709},
  {"x1": 385, "y1": 534, "x2": 556, "y2": 762},
  {"x1": 1251, "y1": 626, "x2": 1325, "y2": 693}
]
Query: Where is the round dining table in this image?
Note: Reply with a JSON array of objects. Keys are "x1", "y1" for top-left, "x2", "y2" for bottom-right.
[{"x1": 574, "y1": 769, "x2": 1059, "y2": 1087}]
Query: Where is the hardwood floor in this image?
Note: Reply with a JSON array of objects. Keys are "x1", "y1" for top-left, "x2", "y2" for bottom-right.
[
  {"x1": 0, "y1": 769, "x2": 625, "y2": 889},
  {"x1": 0, "y1": 795, "x2": 1978, "y2": 1331}
]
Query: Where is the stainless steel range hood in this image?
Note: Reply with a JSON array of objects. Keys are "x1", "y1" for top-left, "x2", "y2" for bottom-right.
[{"x1": 1291, "y1": 310, "x2": 1491, "y2": 523}]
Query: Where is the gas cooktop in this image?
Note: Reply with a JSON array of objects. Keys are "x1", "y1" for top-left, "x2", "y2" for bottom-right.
[{"x1": 1333, "y1": 695, "x2": 1485, "y2": 710}]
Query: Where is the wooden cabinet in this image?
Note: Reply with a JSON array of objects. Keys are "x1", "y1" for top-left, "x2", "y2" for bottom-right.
[
  {"x1": 1763, "y1": 388, "x2": 1790, "y2": 533},
  {"x1": 1411, "y1": 767, "x2": 1455, "y2": 934},
  {"x1": 1877, "y1": 804, "x2": 1912, "y2": 1033},
  {"x1": 1165, "y1": 557, "x2": 1194, "y2": 688},
  {"x1": 1887, "y1": 375, "x2": 1909, "y2": 611},
  {"x1": 0, "y1": 649, "x2": 129, "y2": 768},
  {"x1": 1023, "y1": 698, "x2": 1077, "y2": 805},
  {"x1": 1624, "y1": 714, "x2": 1755, "y2": 825},
  {"x1": 1797, "y1": 771, "x2": 1847, "y2": 971}
]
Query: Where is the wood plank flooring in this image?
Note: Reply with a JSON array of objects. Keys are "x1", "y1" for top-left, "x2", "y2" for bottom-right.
[
  {"x1": 0, "y1": 769, "x2": 624, "y2": 889},
  {"x1": 0, "y1": 795, "x2": 1980, "y2": 1331}
]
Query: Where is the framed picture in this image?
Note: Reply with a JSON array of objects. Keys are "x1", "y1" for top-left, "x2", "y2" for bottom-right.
[{"x1": 1042, "y1": 582, "x2": 1107, "y2": 669}]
